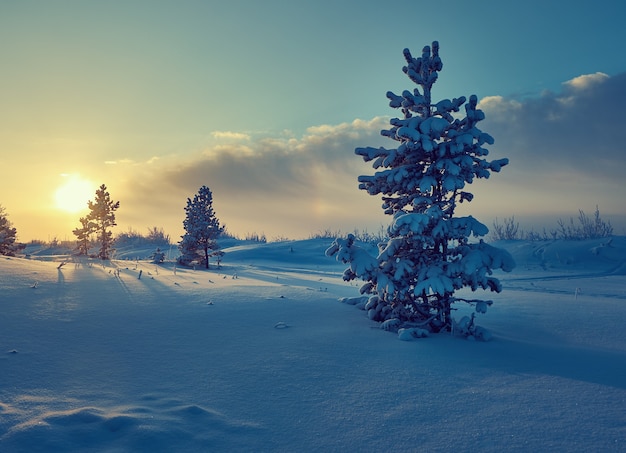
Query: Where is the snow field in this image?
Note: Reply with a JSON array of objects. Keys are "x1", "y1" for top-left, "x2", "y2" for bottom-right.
[{"x1": 1, "y1": 238, "x2": 626, "y2": 451}]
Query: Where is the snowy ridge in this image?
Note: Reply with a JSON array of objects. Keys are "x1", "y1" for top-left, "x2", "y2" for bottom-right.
[{"x1": 1, "y1": 237, "x2": 626, "y2": 451}]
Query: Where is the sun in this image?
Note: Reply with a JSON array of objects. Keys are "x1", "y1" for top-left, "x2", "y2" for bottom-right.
[{"x1": 54, "y1": 175, "x2": 95, "y2": 213}]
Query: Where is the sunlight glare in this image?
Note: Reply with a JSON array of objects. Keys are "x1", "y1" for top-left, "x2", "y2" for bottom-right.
[{"x1": 54, "y1": 175, "x2": 95, "y2": 213}]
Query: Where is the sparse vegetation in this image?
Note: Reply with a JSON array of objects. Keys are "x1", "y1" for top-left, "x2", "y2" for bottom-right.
[
  {"x1": 556, "y1": 206, "x2": 613, "y2": 240},
  {"x1": 146, "y1": 226, "x2": 171, "y2": 244},
  {"x1": 115, "y1": 227, "x2": 171, "y2": 248},
  {"x1": 243, "y1": 232, "x2": 267, "y2": 243},
  {"x1": 491, "y1": 206, "x2": 613, "y2": 241},
  {"x1": 491, "y1": 216, "x2": 521, "y2": 241},
  {"x1": 310, "y1": 226, "x2": 388, "y2": 244},
  {"x1": 26, "y1": 238, "x2": 79, "y2": 249}
]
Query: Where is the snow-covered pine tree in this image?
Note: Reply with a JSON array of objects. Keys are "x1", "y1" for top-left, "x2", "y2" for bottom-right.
[
  {"x1": 0, "y1": 205, "x2": 24, "y2": 256},
  {"x1": 178, "y1": 186, "x2": 224, "y2": 269},
  {"x1": 85, "y1": 184, "x2": 120, "y2": 260},
  {"x1": 326, "y1": 41, "x2": 515, "y2": 339}
]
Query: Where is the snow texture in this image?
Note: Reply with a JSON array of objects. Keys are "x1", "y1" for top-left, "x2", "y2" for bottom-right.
[{"x1": 1, "y1": 237, "x2": 626, "y2": 451}]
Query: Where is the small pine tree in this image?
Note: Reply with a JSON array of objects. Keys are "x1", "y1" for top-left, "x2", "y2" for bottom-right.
[
  {"x1": 76, "y1": 184, "x2": 120, "y2": 260},
  {"x1": 178, "y1": 186, "x2": 224, "y2": 269},
  {"x1": 0, "y1": 205, "x2": 24, "y2": 256},
  {"x1": 151, "y1": 248, "x2": 166, "y2": 264},
  {"x1": 73, "y1": 216, "x2": 95, "y2": 256},
  {"x1": 326, "y1": 41, "x2": 515, "y2": 338}
]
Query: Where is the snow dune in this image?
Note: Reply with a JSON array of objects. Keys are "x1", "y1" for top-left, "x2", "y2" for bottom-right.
[{"x1": 1, "y1": 238, "x2": 625, "y2": 452}]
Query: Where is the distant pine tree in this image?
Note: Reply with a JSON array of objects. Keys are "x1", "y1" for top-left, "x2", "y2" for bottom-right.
[
  {"x1": 178, "y1": 186, "x2": 224, "y2": 269},
  {"x1": 327, "y1": 41, "x2": 515, "y2": 339},
  {"x1": 74, "y1": 184, "x2": 120, "y2": 260}
]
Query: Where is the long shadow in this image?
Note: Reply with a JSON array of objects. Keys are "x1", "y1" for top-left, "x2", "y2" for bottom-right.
[{"x1": 474, "y1": 335, "x2": 626, "y2": 390}]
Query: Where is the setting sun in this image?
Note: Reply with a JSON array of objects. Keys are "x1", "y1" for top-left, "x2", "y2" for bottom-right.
[{"x1": 54, "y1": 175, "x2": 95, "y2": 213}]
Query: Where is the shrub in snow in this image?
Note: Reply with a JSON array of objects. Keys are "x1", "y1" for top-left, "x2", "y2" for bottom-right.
[
  {"x1": 556, "y1": 206, "x2": 613, "y2": 240},
  {"x1": 452, "y1": 313, "x2": 492, "y2": 341},
  {"x1": 73, "y1": 184, "x2": 120, "y2": 260},
  {"x1": 115, "y1": 227, "x2": 171, "y2": 248},
  {"x1": 178, "y1": 186, "x2": 224, "y2": 269},
  {"x1": 398, "y1": 327, "x2": 430, "y2": 341},
  {"x1": 491, "y1": 216, "x2": 521, "y2": 241},
  {"x1": 151, "y1": 248, "x2": 166, "y2": 264},
  {"x1": 340, "y1": 296, "x2": 369, "y2": 309},
  {"x1": 0, "y1": 205, "x2": 24, "y2": 256},
  {"x1": 326, "y1": 41, "x2": 515, "y2": 338}
]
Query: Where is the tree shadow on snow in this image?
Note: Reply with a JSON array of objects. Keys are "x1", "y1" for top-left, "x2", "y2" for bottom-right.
[{"x1": 477, "y1": 335, "x2": 626, "y2": 390}]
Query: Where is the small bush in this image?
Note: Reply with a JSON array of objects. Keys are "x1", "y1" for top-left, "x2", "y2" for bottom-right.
[
  {"x1": 146, "y1": 226, "x2": 170, "y2": 244},
  {"x1": 115, "y1": 227, "x2": 172, "y2": 248},
  {"x1": 556, "y1": 206, "x2": 613, "y2": 240},
  {"x1": 244, "y1": 232, "x2": 267, "y2": 243},
  {"x1": 218, "y1": 227, "x2": 266, "y2": 243},
  {"x1": 491, "y1": 216, "x2": 521, "y2": 240}
]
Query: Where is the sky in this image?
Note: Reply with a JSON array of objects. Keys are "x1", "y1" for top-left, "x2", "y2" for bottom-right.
[{"x1": 1, "y1": 0, "x2": 625, "y2": 242}]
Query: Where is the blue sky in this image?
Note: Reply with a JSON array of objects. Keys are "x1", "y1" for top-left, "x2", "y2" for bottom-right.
[{"x1": 1, "y1": 1, "x2": 625, "y2": 241}]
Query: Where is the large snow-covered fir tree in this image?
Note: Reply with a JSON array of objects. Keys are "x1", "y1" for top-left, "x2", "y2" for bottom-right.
[
  {"x1": 72, "y1": 184, "x2": 119, "y2": 260},
  {"x1": 326, "y1": 41, "x2": 515, "y2": 339},
  {"x1": 178, "y1": 186, "x2": 224, "y2": 269}
]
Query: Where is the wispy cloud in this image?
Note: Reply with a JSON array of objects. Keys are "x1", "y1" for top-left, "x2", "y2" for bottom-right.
[
  {"x1": 105, "y1": 159, "x2": 134, "y2": 165},
  {"x1": 211, "y1": 131, "x2": 251, "y2": 141}
]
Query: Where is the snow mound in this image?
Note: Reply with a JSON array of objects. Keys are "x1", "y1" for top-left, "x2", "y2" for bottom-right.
[{"x1": 1, "y1": 397, "x2": 261, "y2": 451}]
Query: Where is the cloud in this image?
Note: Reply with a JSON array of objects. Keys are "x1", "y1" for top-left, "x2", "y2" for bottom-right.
[
  {"x1": 470, "y1": 72, "x2": 626, "y2": 224},
  {"x1": 479, "y1": 71, "x2": 626, "y2": 184},
  {"x1": 562, "y1": 72, "x2": 609, "y2": 91},
  {"x1": 158, "y1": 117, "x2": 389, "y2": 197},
  {"x1": 211, "y1": 131, "x2": 251, "y2": 141},
  {"x1": 116, "y1": 117, "x2": 390, "y2": 238},
  {"x1": 105, "y1": 159, "x2": 134, "y2": 165}
]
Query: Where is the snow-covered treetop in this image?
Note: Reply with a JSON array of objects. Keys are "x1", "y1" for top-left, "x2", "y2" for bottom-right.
[{"x1": 356, "y1": 41, "x2": 508, "y2": 219}]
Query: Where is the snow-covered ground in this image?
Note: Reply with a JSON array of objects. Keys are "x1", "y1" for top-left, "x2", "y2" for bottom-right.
[{"x1": 2, "y1": 237, "x2": 625, "y2": 452}]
